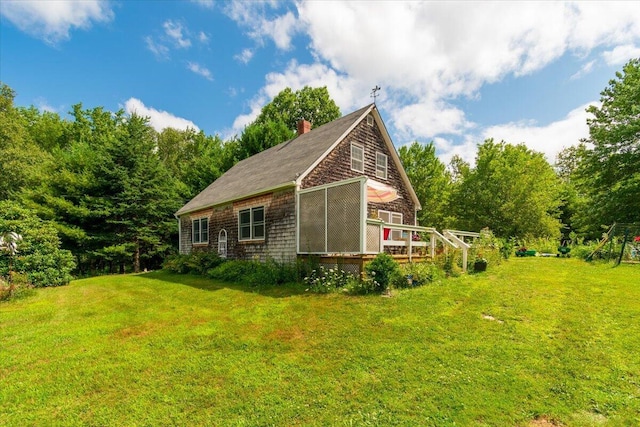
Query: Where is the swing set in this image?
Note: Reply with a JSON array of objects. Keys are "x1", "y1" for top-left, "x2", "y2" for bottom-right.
[{"x1": 586, "y1": 223, "x2": 640, "y2": 265}]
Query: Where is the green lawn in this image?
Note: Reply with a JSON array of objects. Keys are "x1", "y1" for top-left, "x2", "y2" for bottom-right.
[{"x1": 1, "y1": 259, "x2": 639, "y2": 426}]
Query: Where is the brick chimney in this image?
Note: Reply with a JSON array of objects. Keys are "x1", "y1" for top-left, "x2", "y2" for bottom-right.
[{"x1": 297, "y1": 119, "x2": 311, "y2": 136}]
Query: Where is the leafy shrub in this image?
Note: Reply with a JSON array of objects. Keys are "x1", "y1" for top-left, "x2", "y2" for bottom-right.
[
  {"x1": 248, "y1": 258, "x2": 299, "y2": 286},
  {"x1": 342, "y1": 274, "x2": 379, "y2": 295},
  {"x1": 0, "y1": 201, "x2": 76, "y2": 287},
  {"x1": 162, "y1": 254, "x2": 192, "y2": 274},
  {"x1": 434, "y1": 250, "x2": 463, "y2": 277},
  {"x1": 208, "y1": 260, "x2": 258, "y2": 282},
  {"x1": 304, "y1": 266, "x2": 352, "y2": 293},
  {"x1": 468, "y1": 228, "x2": 503, "y2": 272},
  {"x1": 499, "y1": 238, "x2": 516, "y2": 259},
  {"x1": 398, "y1": 262, "x2": 442, "y2": 288},
  {"x1": 0, "y1": 272, "x2": 34, "y2": 302},
  {"x1": 207, "y1": 258, "x2": 300, "y2": 286},
  {"x1": 163, "y1": 251, "x2": 224, "y2": 275},
  {"x1": 364, "y1": 253, "x2": 402, "y2": 292}
]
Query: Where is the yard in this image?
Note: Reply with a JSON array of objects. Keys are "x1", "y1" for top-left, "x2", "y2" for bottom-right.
[{"x1": 1, "y1": 258, "x2": 639, "y2": 426}]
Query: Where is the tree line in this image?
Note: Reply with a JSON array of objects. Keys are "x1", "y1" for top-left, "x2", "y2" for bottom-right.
[
  {"x1": 1, "y1": 58, "x2": 638, "y2": 280},
  {"x1": 402, "y1": 58, "x2": 640, "y2": 243}
]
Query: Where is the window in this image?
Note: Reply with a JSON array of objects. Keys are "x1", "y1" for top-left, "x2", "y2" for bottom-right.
[
  {"x1": 367, "y1": 115, "x2": 374, "y2": 126},
  {"x1": 378, "y1": 210, "x2": 403, "y2": 240},
  {"x1": 351, "y1": 143, "x2": 364, "y2": 172},
  {"x1": 218, "y1": 229, "x2": 227, "y2": 258},
  {"x1": 239, "y1": 206, "x2": 265, "y2": 241},
  {"x1": 376, "y1": 152, "x2": 388, "y2": 179},
  {"x1": 192, "y1": 217, "x2": 209, "y2": 244}
]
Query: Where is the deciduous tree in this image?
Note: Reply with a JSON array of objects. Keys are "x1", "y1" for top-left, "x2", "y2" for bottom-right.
[
  {"x1": 451, "y1": 139, "x2": 562, "y2": 238},
  {"x1": 575, "y1": 58, "x2": 640, "y2": 233},
  {"x1": 399, "y1": 141, "x2": 454, "y2": 229}
]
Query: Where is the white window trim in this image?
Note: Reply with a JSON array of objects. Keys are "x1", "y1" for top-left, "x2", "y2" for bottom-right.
[
  {"x1": 192, "y1": 217, "x2": 209, "y2": 244},
  {"x1": 367, "y1": 115, "x2": 374, "y2": 126},
  {"x1": 238, "y1": 206, "x2": 265, "y2": 241},
  {"x1": 376, "y1": 151, "x2": 388, "y2": 180},
  {"x1": 351, "y1": 143, "x2": 364, "y2": 173},
  {"x1": 378, "y1": 209, "x2": 403, "y2": 240}
]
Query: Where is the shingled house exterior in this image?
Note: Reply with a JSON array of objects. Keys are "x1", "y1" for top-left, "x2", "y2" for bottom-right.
[{"x1": 175, "y1": 104, "x2": 435, "y2": 265}]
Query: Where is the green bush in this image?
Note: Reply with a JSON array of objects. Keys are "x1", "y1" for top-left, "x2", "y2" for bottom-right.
[
  {"x1": 163, "y1": 251, "x2": 225, "y2": 275},
  {"x1": 207, "y1": 258, "x2": 300, "y2": 286},
  {"x1": 0, "y1": 272, "x2": 35, "y2": 302},
  {"x1": 364, "y1": 253, "x2": 402, "y2": 292},
  {"x1": 398, "y1": 262, "x2": 442, "y2": 288},
  {"x1": 0, "y1": 201, "x2": 76, "y2": 287},
  {"x1": 434, "y1": 250, "x2": 463, "y2": 277},
  {"x1": 342, "y1": 275, "x2": 379, "y2": 295},
  {"x1": 467, "y1": 228, "x2": 503, "y2": 272},
  {"x1": 208, "y1": 260, "x2": 257, "y2": 282},
  {"x1": 303, "y1": 266, "x2": 352, "y2": 293}
]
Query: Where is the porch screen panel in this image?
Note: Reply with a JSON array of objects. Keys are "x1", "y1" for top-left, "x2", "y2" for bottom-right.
[
  {"x1": 299, "y1": 189, "x2": 326, "y2": 252},
  {"x1": 366, "y1": 223, "x2": 380, "y2": 253},
  {"x1": 327, "y1": 182, "x2": 361, "y2": 253}
]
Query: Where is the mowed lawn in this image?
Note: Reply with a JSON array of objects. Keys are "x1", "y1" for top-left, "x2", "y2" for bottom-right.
[{"x1": 1, "y1": 259, "x2": 639, "y2": 426}]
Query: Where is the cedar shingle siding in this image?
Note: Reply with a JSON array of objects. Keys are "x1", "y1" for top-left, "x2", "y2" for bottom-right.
[
  {"x1": 301, "y1": 116, "x2": 416, "y2": 225},
  {"x1": 180, "y1": 189, "x2": 296, "y2": 262},
  {"x1": 176, "y1": 104, "x2": 421, "y2": 260}
]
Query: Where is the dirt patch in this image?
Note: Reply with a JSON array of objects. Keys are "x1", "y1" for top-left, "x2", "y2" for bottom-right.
[
  {"x1": 528, "y1": 416, "x2": 563, "y2": 426},
  {"x1": 482, "y1": 313, "x2": 504, "y2": 323}
]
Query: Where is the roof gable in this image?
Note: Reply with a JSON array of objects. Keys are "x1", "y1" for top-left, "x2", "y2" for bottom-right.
[{"x1": 176, "y1": 105, "x2": 373, "y2": 216}]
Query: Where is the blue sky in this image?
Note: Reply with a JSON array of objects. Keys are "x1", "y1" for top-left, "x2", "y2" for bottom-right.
[{"x1": 2, "y1": 1, "x2": 640, "y2": 164}]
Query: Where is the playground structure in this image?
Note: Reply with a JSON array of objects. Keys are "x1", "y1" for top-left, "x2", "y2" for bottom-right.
[{"x1": 586, "y1": 223, "x2": 640, "y2": 265}]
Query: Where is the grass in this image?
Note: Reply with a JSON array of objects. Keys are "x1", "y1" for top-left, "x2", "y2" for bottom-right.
[{"x1": 1, "y1": 258, "x2": 639, "y2": 426}]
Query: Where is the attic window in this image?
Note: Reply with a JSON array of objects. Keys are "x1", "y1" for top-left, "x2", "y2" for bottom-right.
[
  {"x1": 367, "y1": 115, "x2": 374, "y2": 126},
  {"x1": 376, "y1": 152, "x2": 388, "y2": 180},
  {"x1": 351, "y1": 143, "x2": 364, "y2": 173}
]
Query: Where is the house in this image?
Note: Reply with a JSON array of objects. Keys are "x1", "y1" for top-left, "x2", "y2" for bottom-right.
[{"x1": 176, "y1": 103, "x2": 460, "y2": 269}]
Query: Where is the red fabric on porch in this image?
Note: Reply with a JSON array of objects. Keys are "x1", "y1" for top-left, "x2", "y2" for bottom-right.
[{"x1": 383, "y1": 228, "x2": 390, "y2": 240}]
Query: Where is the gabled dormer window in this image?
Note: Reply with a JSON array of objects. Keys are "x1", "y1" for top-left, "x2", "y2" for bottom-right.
[
  {"x1": 376, "y1": 152, "x2": 388, "y2": 180},
  {"x1": 351, "y1": 143, "x2": 364, "y2": 173}
]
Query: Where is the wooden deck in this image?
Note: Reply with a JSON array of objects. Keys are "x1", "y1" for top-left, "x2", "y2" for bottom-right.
[{"x1": 298, "y1": 253, "x2": 433, "y2": 274}]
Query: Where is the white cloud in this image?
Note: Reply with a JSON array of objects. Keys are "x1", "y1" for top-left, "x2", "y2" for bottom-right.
[
  {"x1": 187, "y1": 62, "x2": 213, "y2": 81},
  {"x1": 0, "y1": 0, "x2": 113, "y2": 44},
  {"x1": 163, "y1": 20, "x2": 191, "y2": 49},
  {"x1": 34, "y1": 97, "x2": 60, "y2": 113},
  {"x1": 144, "y1": 36, "x2": 170, "y2": 60},
  {"x1": 190, "y1": 0, "x2": 214, "y2": 9},
  {"x1": 234, "y1": 48, "x2": 255, "y2": 64},
  {"x1": 230, "y1": 60, "x2": 361, "y2": 135},
  {"x1": 231, "y1": 1, "x2": 640, "y2": 158},
  {"x1": 602, "y1": 44, "x2": 640, "y2": 65},
  {"x1": 480, "y1": 102, "x2": 596, "y2": 164},
  {"x1": 570, "y1": 60, "x2": 596, "y2": 80},
  {"x1": 391, "y1": 101, "x2": 473, "y2": 140},
  {"x1": 198, "y1": 31, "x2": 209, "y2": 44},
  {"x1": 224, "y1": 2, "x2": 300, "y2": 50},
  {"x1": 124, "y1": 98, "x2": 199, "y2": 132}
]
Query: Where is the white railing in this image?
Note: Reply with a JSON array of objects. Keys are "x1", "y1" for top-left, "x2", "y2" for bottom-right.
[{"x1": 366, "y1": 221, "x2": 478, "y2": 271}]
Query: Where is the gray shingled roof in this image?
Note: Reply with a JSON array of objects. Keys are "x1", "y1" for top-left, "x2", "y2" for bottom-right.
[{"x1": 176, "y1": 104, "x2": 373, "y2": 216}]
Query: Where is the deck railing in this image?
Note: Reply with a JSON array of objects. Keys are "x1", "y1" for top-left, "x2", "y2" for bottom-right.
[{"x1": 365, "y1": 220, "x2": 480, "y2": 271}]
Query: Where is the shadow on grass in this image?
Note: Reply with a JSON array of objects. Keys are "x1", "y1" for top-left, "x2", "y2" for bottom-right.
[{"x1": 138, "y1": 270, "x2": 309, "y2": 299}]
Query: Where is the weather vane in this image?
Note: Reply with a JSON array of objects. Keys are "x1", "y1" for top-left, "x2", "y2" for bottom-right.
[{"x1": 370, "y1": 85, "x2": 381, "y2": 103}]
